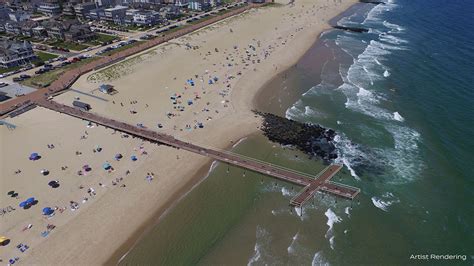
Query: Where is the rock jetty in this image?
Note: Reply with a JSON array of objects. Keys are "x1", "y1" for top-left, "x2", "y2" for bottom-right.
[{"x1": 254, "y1": 111, "x2": 338, "y2": 161}]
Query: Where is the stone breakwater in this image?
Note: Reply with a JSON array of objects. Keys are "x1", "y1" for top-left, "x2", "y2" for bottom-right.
[{"x1": 254, "y1": 111, "x2": 337, "y2": 161}]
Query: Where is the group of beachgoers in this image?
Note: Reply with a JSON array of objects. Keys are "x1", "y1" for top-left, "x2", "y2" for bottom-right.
[{"x1": 2, "y1": 123, "x2": 158, "y2": 265}]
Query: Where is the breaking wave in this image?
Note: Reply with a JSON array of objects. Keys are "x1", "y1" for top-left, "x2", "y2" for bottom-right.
[{"x1": 371, "y1": 192, "x2": 400, "y2": 211}]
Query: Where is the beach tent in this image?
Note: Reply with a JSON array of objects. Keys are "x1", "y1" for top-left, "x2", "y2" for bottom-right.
[
  {"x1": 131, "y1": 155, "x2": 138, "y2": 161},
  {"x1": 187, "y1": 100, "x2": 193, "y2": 105},
  {"x1": 208, "y1": 79, "x2": 213, "y2": 84},
  {"x1": 29, "y1": 152, "x2": 40, "y2": 160},
  {"x1": 42, "y1": 207, "x2": 54, "y2": 216},
  {"x1": 102, "y1": 163, "x2": 112, "y2": 170},
  {"x1": 19, "y1": 201, "x2": 27, "y2": 208}
]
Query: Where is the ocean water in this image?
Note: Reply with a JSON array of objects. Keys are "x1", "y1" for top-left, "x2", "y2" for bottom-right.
[{"x1": 121, "y1": 0, "x2": 474, "y2": 265}]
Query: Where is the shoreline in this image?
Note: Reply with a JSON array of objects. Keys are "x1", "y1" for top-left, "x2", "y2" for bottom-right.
[{"x1": 111, "y1": 1, "x2": 359, "y2": 264}]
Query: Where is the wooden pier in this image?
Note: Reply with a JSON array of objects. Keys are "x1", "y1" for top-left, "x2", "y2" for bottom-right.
[{"x1": 36, "y1": 99, "x2": 360, "y2": 207}]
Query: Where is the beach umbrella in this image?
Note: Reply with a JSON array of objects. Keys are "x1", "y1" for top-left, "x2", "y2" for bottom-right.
[
  {"x1": 26, "y1": 197, "x2": 35, "y2": 204},
  {"x1": 48, "y1": 181, "x2": 59, "y2": 188},
  {"x1": 83, "y1": 165, "x2": 91, "y2": 172},
  {"x1": 115, "y1": 154, "x2": 123, "y2": 160},
  {"x1": 7, "y1": 191, "x2": 14, "y2": 195},
  {"x1": 42, "y1": 207, "x2": 54, "y2": 216},
  {"x1": 102, "y1": 162, "x2": 111, "y2": 170},
  {"x1": 131, "y1": 155, "x2": 138, "y2": 161},
  {"x1": 19, "y1": 201, "x2": 27, "y2": 208},
  {"x1": 40, "y1": 169, "x2": 49, "y2": 176},
  {"x1": 29, "y1": 152, "x2": 40, "y2": 160},
  {"x1": 11, "y1": 193, "x2": 18, "y2": 198}
]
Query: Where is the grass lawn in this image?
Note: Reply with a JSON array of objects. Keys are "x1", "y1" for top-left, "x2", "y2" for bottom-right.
[
  {"x1": 22, "y1": 57, "x2": 97, "y2": 88},
  {"x1": 48, "y1": 41, "x2": 90, "y2": 51},
  {"x1": 0, "y1": 66, "x2": 22, "y2": 75},
  {"x1": 35, "y1": 51, "x2": 59, "y2": 62},
  {"x1": 87, "y1": 33, "x2": 118, "y2": 46}
]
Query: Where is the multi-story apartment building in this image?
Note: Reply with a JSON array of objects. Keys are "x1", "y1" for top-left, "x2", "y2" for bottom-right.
[
  {"x1": 0, "y1": 40, "x2": 36, "y2": 68},
  {"x1": 37, "y1": 2, "x2": 62, "y2": 16}
]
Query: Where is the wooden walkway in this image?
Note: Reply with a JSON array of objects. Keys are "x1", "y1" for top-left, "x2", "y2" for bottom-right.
[{"x1": 36, "y1": 99, "x2": 360, "y2": 207}]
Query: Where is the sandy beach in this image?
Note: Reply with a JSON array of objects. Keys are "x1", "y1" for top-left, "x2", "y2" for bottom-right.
[{"x1": 0, "y1": 0, "x2": 356, "y2": 264}]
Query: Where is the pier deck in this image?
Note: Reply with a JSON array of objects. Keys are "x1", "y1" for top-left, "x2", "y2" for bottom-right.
[
  {"x1": 36, "y1": 99, "x2": 359, "y2": 206},
  {"x1": 290, "y1": 165, "x2": 360, "y2": 207}
]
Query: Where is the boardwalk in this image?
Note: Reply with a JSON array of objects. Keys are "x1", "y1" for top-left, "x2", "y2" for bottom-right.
[
  {"x1": 0, "y1": 3, "x2": 258, "y2": 117},
  {"x1": 36, "y1": 99, "x2": 360, "y2": 207}
]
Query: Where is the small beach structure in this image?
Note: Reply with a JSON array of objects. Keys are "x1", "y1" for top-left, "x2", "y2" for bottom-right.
[
  {"x1": 29, "y1": 152, "x2": 41, "y2": 160},
  {"x1": 72, "y1": 100, "x2": 91, "y2": 111},
  {"x1": 99, "y1": 84, "x2": 114, "y2": 94},
  {"x1": 131, "y1": 155, "x2": 137, "y2": 161}
]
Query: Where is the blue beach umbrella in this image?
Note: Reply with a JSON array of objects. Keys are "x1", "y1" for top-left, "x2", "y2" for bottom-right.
[
  {"x1": 29, "y1": 152, "x2": 40, "y2": 160},
  {"x1": 42, "y1": 207, "x2": 54, "y2": 215},
  {"x1": 131, "y1": 155, "x2": 137, "y2": 161},
  {"x1": 26, "y1": 197, "x2": 35, "y2": 204}
]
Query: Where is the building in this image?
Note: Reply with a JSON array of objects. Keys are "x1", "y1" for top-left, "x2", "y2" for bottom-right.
[
  {"x1": 88, "y1": 8, "x2": 106, "y2": 20},
  {"x1": 188, "y1": 0, "x2": 211, "y2": 11},
  {"x1": 62, "y1": 2, "x2": 77, "y2": 17},
  {"x1": 160, "y1": 5, "x2": 181, "y2": 19},
  {"x1": 4, "y1": 22, "x2": 21, "y2": 35},
  {"x1": 0, "y1": 40, "x2": 36, "y2": 68},
  {"x1": 74, "y1": 2, "x2": 97, "y2": 20},
  {"x1": 8, "y1": 11, "x2": 30, "y2": 22},
  {"x1": 40, "y1": 20, "x2": 95, "y2": 42},
  {"x1": 94, "y1": 0, "x2": 114, "y2": 8},
  {"x1": 64, "y1": 24, "x2": 95, "y2": 42},
  {"x1": 37, "y1": 2, "x2": 62, "y2": 17},
  {"x1": 0, "y1": 4, "x2": 11, "y2": 22},
  {"x1": 32, "y1": 26, "x2": 48, "y2": 38},
  {"x1": 104, "y1": 5, "x2": 128, "y2": 24},
  {"x1": 19, "y1": 20, "x2": 39, "y2": 37},
  {"x1": 133, "y1": 10, "x2": 158, "y2": 26},
  {"x1": 175, "y1": 0, "x2": 189, "y2": 8}
]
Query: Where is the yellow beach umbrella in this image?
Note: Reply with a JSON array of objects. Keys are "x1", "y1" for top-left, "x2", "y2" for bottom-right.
[{"x1": 0, "y1": 236, "x2": 10, "y2": 246}]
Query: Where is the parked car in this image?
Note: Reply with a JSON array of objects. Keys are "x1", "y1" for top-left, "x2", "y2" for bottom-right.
[
  {"x1": 20, "y1": 74, "x2": 31, "y2": 79},
  {"x1": 13, "y1": 77, "x2": 23, "y2": 82},
  {"x1": 0, "y1": 82, "x2": 8, "y2": 87}
]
